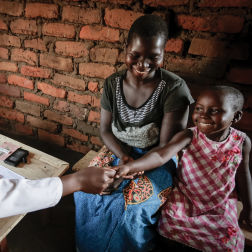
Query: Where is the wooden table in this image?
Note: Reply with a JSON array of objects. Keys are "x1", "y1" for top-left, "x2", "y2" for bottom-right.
[{"x1": 0, "y1": 134, "x2": 69, "y2": 242}]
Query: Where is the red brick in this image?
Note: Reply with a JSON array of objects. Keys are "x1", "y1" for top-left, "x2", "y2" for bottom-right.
[
  {"x1": 68, "y1": 92, "x2": 100, "y2": 107},
  {"x1": 236, "y1": 111, "x2": 252, "y2": 132},
  {"x1": 27, "y1": 116, "x2": 57, "y2": 133},
  {"x1": 55, "y1": 41, "x2": 88, "y2": 58},
  {"x1": 15, "y1": 123, "x2": 33, "y2": 136},
  {"x1": 53, "y1": 73, "x2": 86, "y2": 91},
  {"x1": 177, "y1": 15, "x2": 244, "y2": 33},
  {"x1": 40, "y1": 54, "x2": 73, "y2": 72},
  {"x1": 104, "y1": 8, "x2": 143, "y2": 30},
  {"x1": 24, "y1": 92, "x2": 50, "y2": 106},
  {"x1": 90, "y1": 136, "x2": 103, "y2": 146},
  {"x1": 0, "y1": 95, "x2": 13, "y2": 108},
  {"x1": 66, "y1": 142, "x2": 89, "y2": 154},
  {"x1": 108, "y1": 0, "x2": 134, "y2": 4},
  {"x1": 90, "y1": 47, "x2": 119, "y2": 64},
  {"x1": 62, "y1": 6, "x2": 100, "y2": 24},
  {"x1": 0, "y1": 73, "x2": 6, "y2": 83},
  {"x1": 164, "y1": 57, "x2": 226, "y2": 78},
  {"x1": 0, "y1": 47, "x2": 8, "y2": 59},
  {"x1": 44, "y1": 110, "x2": 73, "y2": 125},
  {"x1": 0, "y1": 19, "x2": 7, "y2": 30},
  {"x1": 0, "y1": 107, "x2": 24, "y2": 123},
  {"x1": 42, "y1": 23, "x2": 75, "y2": 38},
  {"x1": 118, "y1": 51, "x2": 125, "y2": 63},
  {"x1": 80, "y1": 25, "x2": 119, "y2": 42},
  {"x1": 165, "y1": 39, "x2": 184, "y2": 54},
  {"x1": 21, "y1": 66, "x2": 52, "y2": 78},
  {"x1": 189, "y1": 38, "x2": 249, "y2": 60},
  {"x1": 37, "y1": 82, "x2": 66, "y2": 98},
  {"x1": 226, "y1": 66, "x2": 252, "y2": 85},
  {"x1": 70, "y1": 105, "x2": 89, "y2": 120},
  {"x1": 73, "y1": 105, "x2": 88, "y2": 120},
  {"x1": 143, "y1": 0, "x2": 189, "y2": 7},
  {"x1": 62, "y1": 127, "x2": 88, "y2": 142},
  {"x1": 88, "y1": 81, "x2": 99, "y2": 92},
  {"x1": 25, "y1": 3, "x2": 58, "y2": 19},
  {"x1": 79, "y1": 63, "x2": 115, "y2": 79},
  {"x1": 53, "y1": 100, "x2": 69, "y2": 112},
  {"x1": 0, "y1": 117, "x2": 9, "y2": 129},
  {"x1": 0, "y1": 84, "x2": 20, "y2": 97},
  {"x1": 0, "y1": 1, "x2": 23, "y2": 16},
  {"x1": 24, "y1": 39, "x2": 47, "y2": 52},
  {"x1": 8, "y1": 74, "x2": 34, "y2": 90},
  {"x1": 11, "y1": 48, "x2": 38, "y2": 65},
  {"x1": 10, "y1": 19, "x2": 37, "y2": 35},
  {"x1": 15, "y1": 100, "x2": 40, "y2": 116},
  {"x1": 38, "y1": 129, "x2": 64, "y2": 146},
  {"x1": 88, "y1": 110, "x2": 100, "y2": 123},
  {"x1": 198, "y1": 0, "x2": 252, "y2": 8},
  {"x1": 0, "y1": 62, "x2": 18, "y2": 72},
  {"x1": 0, "y1": 34, "x2": 21, "y2": 47}
]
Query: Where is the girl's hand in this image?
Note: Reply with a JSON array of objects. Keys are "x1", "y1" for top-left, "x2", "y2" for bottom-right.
[
  {"x1": 119, "y1": 155, "x2": 134, "y2": 165},
  {"x1": 239, "y1": 208, "x2": 252, "y2": 230},
  {"x1": 118, "y1": 155, "x2": 144, "y2": 178}
]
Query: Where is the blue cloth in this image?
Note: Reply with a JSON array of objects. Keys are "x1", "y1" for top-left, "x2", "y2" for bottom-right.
[{"x1": 74, "y1": 147, "x2": 176, "y2": 252}]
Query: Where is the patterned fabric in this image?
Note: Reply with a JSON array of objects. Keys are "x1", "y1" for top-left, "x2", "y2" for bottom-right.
[
  {"x1": 115, "y1": 77, "x2": 166, "y2": 124},
  {"x1": 112, "y1": 122, "x2": 160, "y2": 148},
  {"x1": 74, "y1": 147, "x2": 176, "y2": 252},
  {"x1": 88, "y1": 145, "x2": 115, "y2": 167},
  {"x1": 158, "y1": 127, "x2": 246, "y2": 252}
]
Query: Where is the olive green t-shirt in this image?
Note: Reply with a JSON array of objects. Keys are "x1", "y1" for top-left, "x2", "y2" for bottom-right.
[{"x1": 101, "y1": 68, "x2": 194, "y2": 148}]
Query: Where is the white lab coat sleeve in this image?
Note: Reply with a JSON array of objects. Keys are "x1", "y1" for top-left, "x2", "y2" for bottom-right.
[{"x1": 0, "y1": 177, "x2": 63, "y2": 218}]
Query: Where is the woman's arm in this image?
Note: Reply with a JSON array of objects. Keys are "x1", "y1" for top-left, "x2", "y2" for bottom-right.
[
  {"x1": 115, "y1": 129, "x2": 193, "y2": 176},
  {"x1": 159, "y1": 106, "x2": 190, "y2": 146},
  {"x1": 100, "y1": 108, "x2": 131, "y2": 161},
  {"x1": 236, "y1": 135, "x2": 252, "y2": 228}
]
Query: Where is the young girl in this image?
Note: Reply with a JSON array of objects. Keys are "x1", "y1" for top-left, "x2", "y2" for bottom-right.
[
  {"x1": 116, "y1": 86, "x2": 252, "y2": 252},
  {"x1": 74, "y1": 14, "x2": 194, "y2": 252}
]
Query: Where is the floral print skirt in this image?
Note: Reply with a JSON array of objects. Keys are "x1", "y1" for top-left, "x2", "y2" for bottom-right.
[{"x1": 74, "y1": 146, "x2": 176, "y2": 252}]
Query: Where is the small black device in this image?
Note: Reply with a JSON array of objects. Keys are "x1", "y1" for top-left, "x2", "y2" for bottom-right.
[{"x1": 4, "y1": 148, "x2": 29, "y2": 167}]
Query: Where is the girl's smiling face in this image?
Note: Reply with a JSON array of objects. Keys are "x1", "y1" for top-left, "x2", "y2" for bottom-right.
[
  {"x1": 192, "y1": 90, "x2": 238, "y2": 141},
  {"x1": 125, "y1": 34, "x2": 165, "y2": 81}
]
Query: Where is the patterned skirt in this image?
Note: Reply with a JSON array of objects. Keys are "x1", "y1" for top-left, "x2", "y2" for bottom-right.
[{"x1": 74, "y1": 146, "x2": 176, "y2": 252}]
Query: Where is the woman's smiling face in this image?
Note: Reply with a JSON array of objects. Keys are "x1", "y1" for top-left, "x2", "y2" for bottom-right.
[{"x1": 125, "y1": 34, "x2": 165, "y2": 81}]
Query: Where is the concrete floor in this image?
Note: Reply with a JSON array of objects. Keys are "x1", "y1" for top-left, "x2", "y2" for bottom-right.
[{"x1": 2, "y1": 131, "x2": 252, "y2": 252}]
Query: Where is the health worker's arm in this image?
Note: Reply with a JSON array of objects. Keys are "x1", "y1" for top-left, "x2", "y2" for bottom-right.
[{"x1": 0, "y1": 166, "x2": 116, "y2": 218}]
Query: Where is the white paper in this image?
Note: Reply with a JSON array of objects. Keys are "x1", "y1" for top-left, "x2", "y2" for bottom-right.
[{"x1": 0, "y1": 165, "x2": 24, "y2": 179}]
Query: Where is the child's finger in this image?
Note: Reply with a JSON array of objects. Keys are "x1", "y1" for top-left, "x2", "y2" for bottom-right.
[{"x1": 122, "y1": 175, "x2": 134, "y2": 179}]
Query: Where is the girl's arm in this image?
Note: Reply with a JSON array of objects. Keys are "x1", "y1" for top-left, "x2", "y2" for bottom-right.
[
  {"x1": 159, "y1": 106, "x2": 190, "y2": 146},
  {"x1": 115, "y1": 129, "x2": 193, "y2": 177},
  {"x1": 236, "y1": 135, "x2": 252, "y2": 228},
  {"x1": 100, "y1": 108, "x2": 132, "y2": 162}
]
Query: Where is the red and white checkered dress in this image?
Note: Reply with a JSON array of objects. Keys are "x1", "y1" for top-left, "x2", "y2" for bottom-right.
[{"x1": 158, "y1": 127, "x2": 246, "y2": 252}]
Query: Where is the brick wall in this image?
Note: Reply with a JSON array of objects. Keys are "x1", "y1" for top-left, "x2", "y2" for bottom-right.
[{"x1": 0, "y1": 0, "x2": 251, "y2": 154}]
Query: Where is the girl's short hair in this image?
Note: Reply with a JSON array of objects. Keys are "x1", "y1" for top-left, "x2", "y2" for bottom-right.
[
  {"x1": 212, "y1": 85, "x2": 244, "y2": 111},
  {"x1": 127, "y1": 14, "x2": 168, "y2": 45}
]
